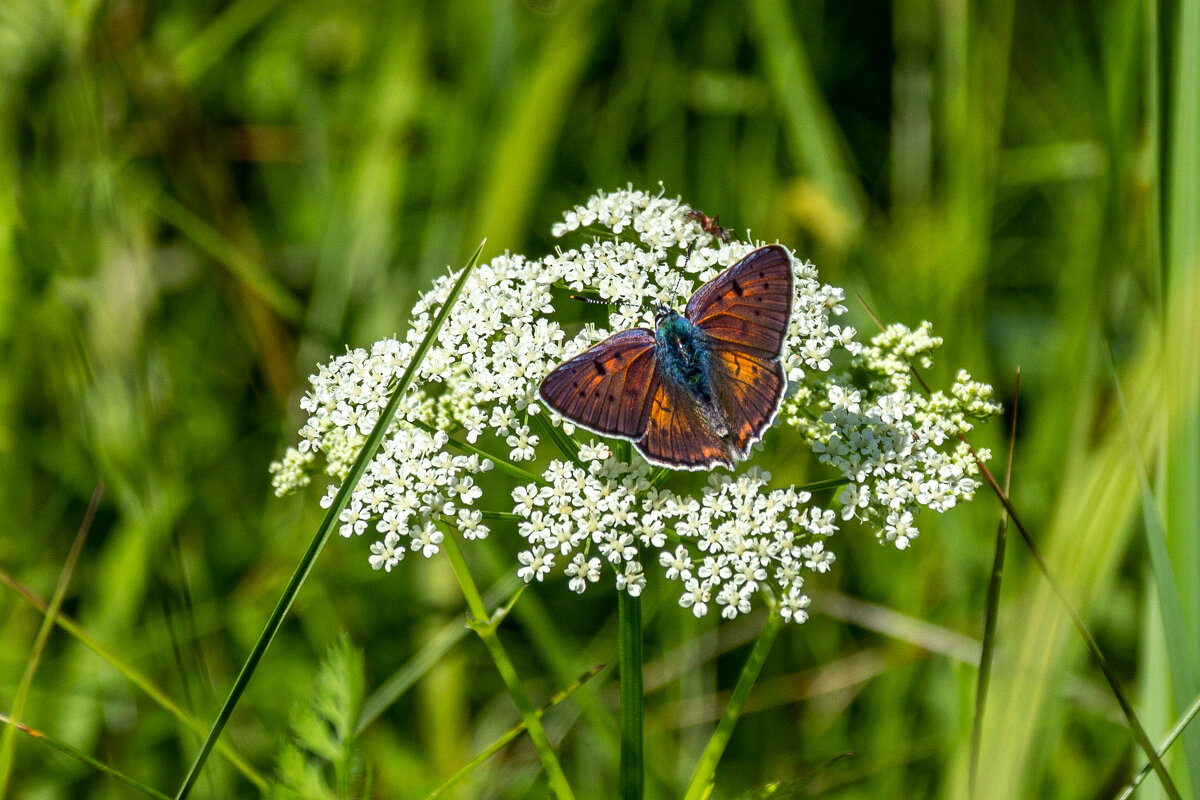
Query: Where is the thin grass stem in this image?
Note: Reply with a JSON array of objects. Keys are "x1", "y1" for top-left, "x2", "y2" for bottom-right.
[
  {"x1": 965, "y1": 449, "x2": 1181, "y2": 800},
  {"x1": 1114, "y1": 691, "x2": 1200, "y2": 799},
  {"x1": 425, "y1": 665, "x2": 604, "y2": 800},
  {"x1": 855, "y1": 294, "x2": 1180, "y2": 799},
  {"x1": 969, "y1": 369, "x2": 1019, "y2": 798},
  {"x1": 0, "y1": 714, "x2": 170, "y2": 800},
  {"x1": 0, "y1": 484, "x2": 103, "y2": 793}
]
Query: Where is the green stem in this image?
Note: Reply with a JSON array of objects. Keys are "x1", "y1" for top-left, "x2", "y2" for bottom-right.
[
  {"x1": 967, "y1": 446, "x2": 1182, "y2": 800},
  {"x1": 426, "y1": 665, "x2": 604, "y2": 800},
  {"x1": 440, "y1": 528, "x2": 577, "y2": 800},
  {"x1": 530, "y1": 411, "x2": 583, "y2": 467},
  {"x1": 682, "y1": 607, "x2": 783, "y2": 800},
  {"x1": 1116, "y1": 690, "x2": 1200, "y2": 799},
  {"x1": 969, "y1": 369, "x2": 1019, "y2": 799},
  {"x1": 618, "y1": 591, "x2": 644, "y2": 800},
  {"x1": 796, "y1": 475, "x2": 848, "y2": 494}
]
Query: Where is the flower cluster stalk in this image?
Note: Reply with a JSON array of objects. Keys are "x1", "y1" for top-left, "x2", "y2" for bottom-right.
[
  {"x1": 618, "y1": 591, "x2": 644, "y2": 800},
  {"x1": 440, "y1": 529, "x2": 576, "y2": 800}
]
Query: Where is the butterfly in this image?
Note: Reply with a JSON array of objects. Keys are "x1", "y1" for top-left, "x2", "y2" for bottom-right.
[{"x1": 538, "y1": 245, "x2": 793, "y2": 471}]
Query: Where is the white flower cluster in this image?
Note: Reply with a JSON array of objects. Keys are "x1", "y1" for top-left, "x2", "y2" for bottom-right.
[
  {"x1": 271, "y1": 186, "x2": 1000, "y2": 621},
  {"x1": 512, "y1": 444, "x2": 833, "y2": 621},
  {"x1": 785, "y1": 322, "x2": 1003, "y2": 549}
]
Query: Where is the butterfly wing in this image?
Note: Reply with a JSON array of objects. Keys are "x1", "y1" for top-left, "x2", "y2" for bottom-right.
[
  {"x1": 687, "y1": 245, "x2": 793, "y2": 457},
  {"x1": 685, "y1": 245, "x2": 793, "y2": 359},
  {"x1": 636, "y1": 377, "x2": 734, "y2": 470},
  {"x1": 706, "y1": 348, "x2": 786, "y2": 457},
  {"x1": 538, "y1": 329, "x2": 660, "y2": 439}
]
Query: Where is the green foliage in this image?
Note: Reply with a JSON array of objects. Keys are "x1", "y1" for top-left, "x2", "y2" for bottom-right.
[
  {"x1": 0, "y1": 0, "x2": 1196, "y2": 798},
  {"x1": 270, "y1": 635, "x2": 366, "y2": 800}
]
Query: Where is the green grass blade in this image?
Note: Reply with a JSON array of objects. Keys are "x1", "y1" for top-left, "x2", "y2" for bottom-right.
[
  {"x1": 0, "y1": 713, "x2": 170, "y2": 800},
  {"x1": 969, "y1": 456, "x2": 1181, "y2": 799},
  {"x1": 1116, "y1": 691, "x2": 1200, "y2": 799},
  {"x1": 0, "y1": 483, "x2": 102, "y2": 793},
  {"x1": 174, "y1": 241, "x2": 486, "y2": 800},
  {"x1": 149, "y1": 192, "x2": 306, "y2": 325},
  {"x1": 1110, "y1": 346, "x2": 1200, "y2": 796},
  {"x1": 0, "y1": 569, "x2": 266, "y2": 788},
  {"x1": 174, "y1": 0, "x2": 286, "y2": 85},
  {"x1": 425, "y1": 665, "x2": 604, "y2": 800},
  {"x1": 747, "y1": 0, "x2": 864, "y2": 245},
  {"x1": 859, "y1": 292, "x2": 1180, "y2": 798},
  {"x1": 682, "y1": 606, "x2": 783, "y2": 800},
  {"x1": 970, "y1": 371, "x2": 1019, "y2": 798},
  {"x1": 473, "y1": 1, "x2": 598, "y2": 255},
  {"x1": 1163, "y1": 0, "x2": 1200, "y2": 791}
]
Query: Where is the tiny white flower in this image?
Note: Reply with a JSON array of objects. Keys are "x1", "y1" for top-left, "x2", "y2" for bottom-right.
[{"x1": 369, "y1": 532, "x2": 405, "y2": 572}]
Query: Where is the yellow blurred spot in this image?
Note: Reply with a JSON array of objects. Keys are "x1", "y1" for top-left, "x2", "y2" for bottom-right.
[{"x1": 785, "y1": 179, "x2": 855, "y2": 252}]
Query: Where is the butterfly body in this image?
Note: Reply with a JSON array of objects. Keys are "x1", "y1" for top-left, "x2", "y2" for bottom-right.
[
  {"x1": 540, "y1": 245, "x2": 794, "y2": 471},
  {"x1": 653, "y1": 310, "x2": 729, "y2": 439}
]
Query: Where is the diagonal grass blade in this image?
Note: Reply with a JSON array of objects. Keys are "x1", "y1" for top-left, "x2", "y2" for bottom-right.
[{"x1": 174, "y1": 241, "x2": 486, "y2": 800}]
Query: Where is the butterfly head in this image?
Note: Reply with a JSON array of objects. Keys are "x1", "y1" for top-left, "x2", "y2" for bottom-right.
[{"x1": 653, "y1": 304, "x2": 679, "y2": 327}]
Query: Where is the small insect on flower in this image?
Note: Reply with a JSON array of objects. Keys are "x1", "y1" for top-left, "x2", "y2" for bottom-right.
[
  {"x1": 686, "y1": 208, "x2": 734, "y2": 242},
  {"x1": 539, "y1": 246, "x2": 793, "y2": 471}
]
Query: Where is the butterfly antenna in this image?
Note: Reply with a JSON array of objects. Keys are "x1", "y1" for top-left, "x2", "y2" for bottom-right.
[
  {"x1": 569, "y1": 294, "x2": 649, "y2": 314},
  {"x1": 670, "y1": 242, "x2": 695, "y2": 304}
]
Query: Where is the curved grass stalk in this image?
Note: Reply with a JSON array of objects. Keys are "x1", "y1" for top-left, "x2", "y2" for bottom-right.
[{"x1": 0, "y1": 714, "x2": 170, "y2": 800}]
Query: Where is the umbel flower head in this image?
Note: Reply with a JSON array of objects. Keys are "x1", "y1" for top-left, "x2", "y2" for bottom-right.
[{"x1": 271, "y1": 187, "x2": 1002, "y2": 623}]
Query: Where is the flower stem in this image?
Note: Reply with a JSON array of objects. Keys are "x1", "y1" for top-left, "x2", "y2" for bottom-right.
[
  {"x1": 682, "y1": 608, "x2": 782, "y2": 800},
  {"x1": 617, "y1": 590, "x2": 644, "y2": 800},
  {"x1": 439, "y1": 528, "x2": 577, "y2": 800}
]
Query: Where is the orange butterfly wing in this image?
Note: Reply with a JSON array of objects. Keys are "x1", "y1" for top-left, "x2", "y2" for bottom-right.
[
  {"x1": 706, "y1": 348, "x2": 787, "y2": 457},
  {"x1": 635, "y1": 378, "x2": 734, "y2": 470},
  {"x1": 538, "y1": 329, "x2": 661, "y2": 438}
]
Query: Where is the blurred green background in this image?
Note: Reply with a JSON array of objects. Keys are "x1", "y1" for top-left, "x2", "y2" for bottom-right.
[{"x1": 2, "y1": 0, "x2": 1198, "y2": 798}]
